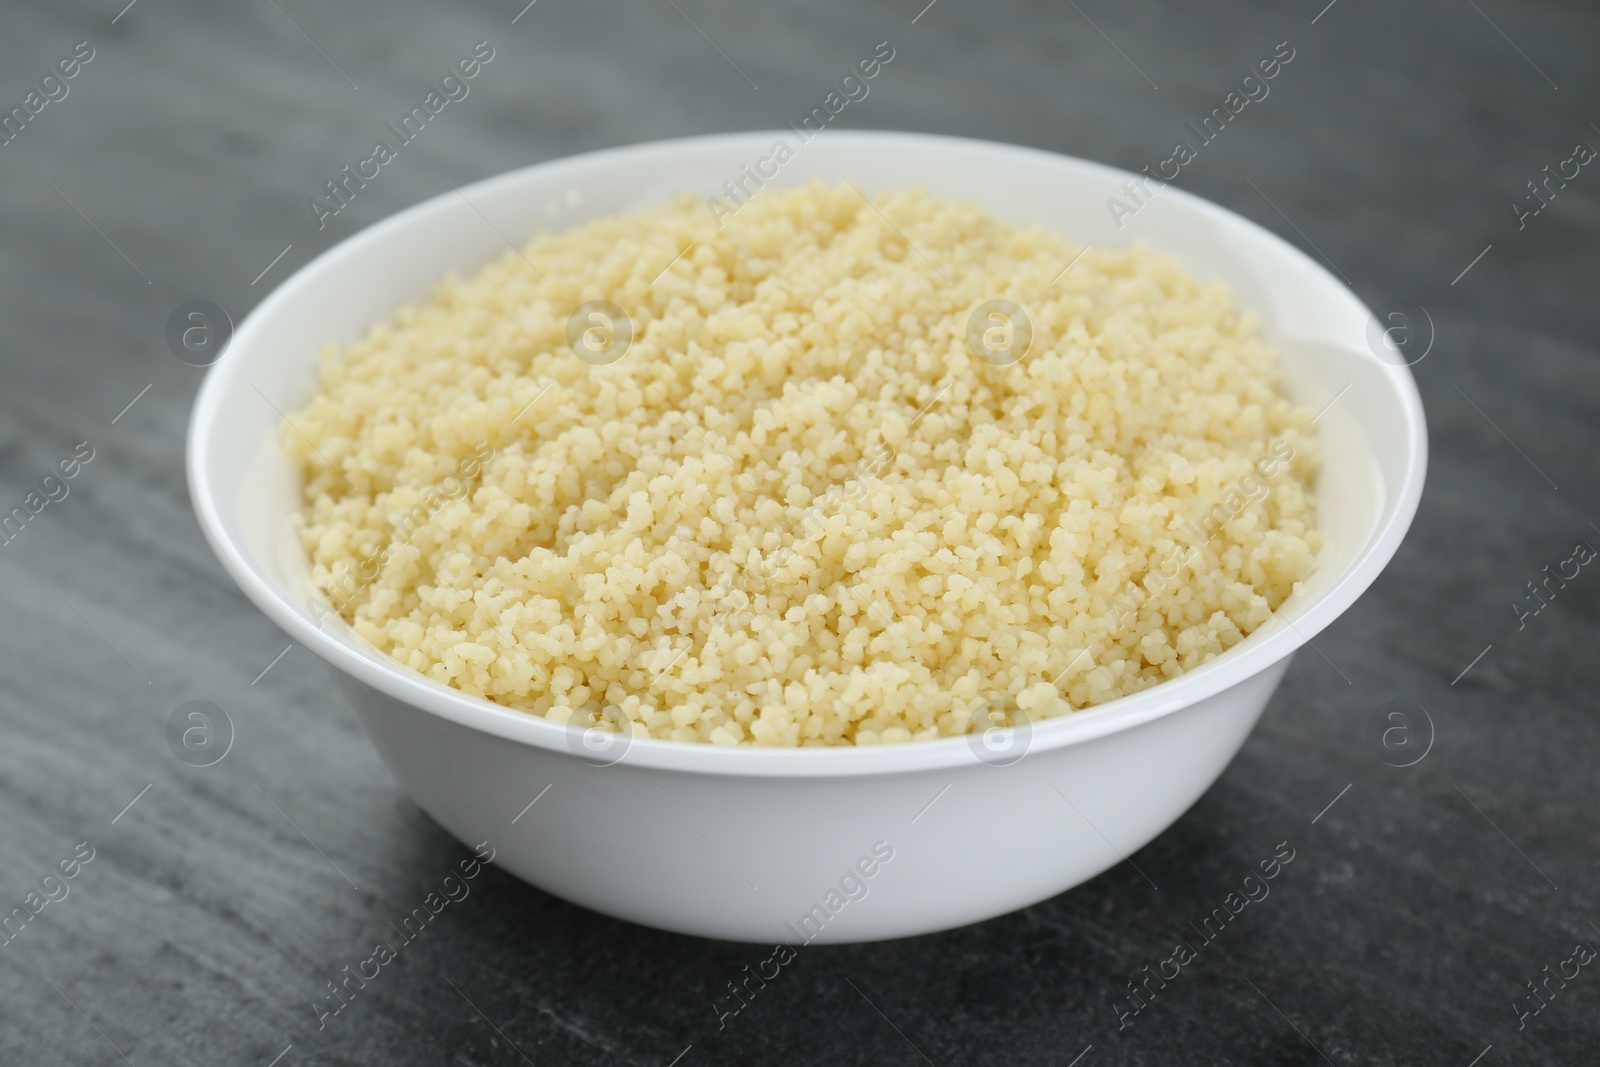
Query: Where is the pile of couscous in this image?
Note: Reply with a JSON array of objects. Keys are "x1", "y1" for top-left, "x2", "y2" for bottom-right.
[{"x1": 284, "y1": 181, "x2": 1320, "y2": 746}]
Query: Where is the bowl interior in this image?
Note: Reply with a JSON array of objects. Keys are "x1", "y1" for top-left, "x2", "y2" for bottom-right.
[{"x1": 191, "y1": 131, "x2": 1425, "y2": 768}]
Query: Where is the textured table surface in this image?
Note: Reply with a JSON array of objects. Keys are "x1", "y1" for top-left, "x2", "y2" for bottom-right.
[{"x1": 2, "y1": 1, "x2": 1598, "y2": 1064}]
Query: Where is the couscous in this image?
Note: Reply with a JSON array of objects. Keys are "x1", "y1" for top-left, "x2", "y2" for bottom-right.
[{"x1": 284, "y1": 182, "x2": 1321, "y2": 746}]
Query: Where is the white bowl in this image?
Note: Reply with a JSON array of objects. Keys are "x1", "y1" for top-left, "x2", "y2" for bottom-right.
[{"x1": 188, "y1": 131, "x2": 1426, "y2": 943}]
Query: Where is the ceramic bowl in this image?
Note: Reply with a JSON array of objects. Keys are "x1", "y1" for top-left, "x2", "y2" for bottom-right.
[{"x1": 188, "y1": 131, "x2": 1426, "y2": 943}]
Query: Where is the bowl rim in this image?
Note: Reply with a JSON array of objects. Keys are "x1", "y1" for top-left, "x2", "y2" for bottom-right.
[{"x1": 187, "y1": 129, "x2": 1428, "y2": 779}]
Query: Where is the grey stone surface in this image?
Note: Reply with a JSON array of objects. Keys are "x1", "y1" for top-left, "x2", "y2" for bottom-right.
[{"x1": 1, "y1": 0, "x2": 1597, "y2": 1064}]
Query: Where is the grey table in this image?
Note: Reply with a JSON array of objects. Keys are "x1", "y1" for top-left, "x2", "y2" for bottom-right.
[{"x1": 2, "y1": 1, "x2": 1597, "y2": 1064}]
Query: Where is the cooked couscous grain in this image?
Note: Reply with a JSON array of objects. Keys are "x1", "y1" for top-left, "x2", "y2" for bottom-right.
[{"x1": 284, "y1": 181, "x2": 1321, "y2": 746}]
